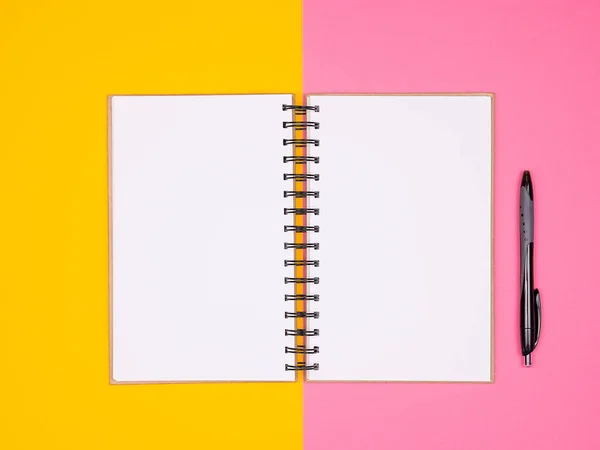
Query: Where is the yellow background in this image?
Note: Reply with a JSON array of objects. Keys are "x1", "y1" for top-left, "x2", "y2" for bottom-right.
[{"x1": 0, "y1": 1, "x2": 302, "y2": 449}]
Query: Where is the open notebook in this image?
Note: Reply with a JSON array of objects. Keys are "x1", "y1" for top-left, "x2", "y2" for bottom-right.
[{"x1": 109, "y1": 93, "x2": 493, "y2": 383}]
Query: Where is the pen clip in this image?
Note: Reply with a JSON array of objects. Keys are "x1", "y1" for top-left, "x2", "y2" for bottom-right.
[{"x1": 533, "y1": 289, "x2": 541, "y2": 349}]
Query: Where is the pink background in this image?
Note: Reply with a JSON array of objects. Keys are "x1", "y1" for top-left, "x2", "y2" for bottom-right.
[{"x1": 303, "y1": 1, "x2": 600, "y2": 449}]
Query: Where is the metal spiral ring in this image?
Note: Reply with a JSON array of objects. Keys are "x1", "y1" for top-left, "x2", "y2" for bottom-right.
[
  {"x1": 284, "y1": 260, "x2": 320, "y2": 267},
  {"x1": 285, "y1": 363, "x2": 319, "y2": 371},
  {"x1": 283, "y1": 138, "x2": 320, "y2": 148},
  {"x1": 284, "y1": 208, "x2": 319, "y2": 216},
  {"x1": 285, "y1": 294, "x2": 319, "y2": 302},
  {"x1": 283, "y1": 173, "x2": 320, "y2": 181},
  {"x1": 283, "y1": 121, "x2": 320, "y2": 130},
  {"x1": 285, "y1": 312, "x2": 320, "y2": 319},
  {"x1": 282, "y1": 104, "x2": 319, "y2": 113},
  {"x1": 284, "y1": 242, "x2": 320, "y2": 250},
  {"x1": 285, "y1": 345, "x2": 320, "y2": 354},
  {"x1": 284, "y1": 225, "x2": 319, "y2": 233},
  {"x1": 283, "y1": 156, "x2": 320, "y2": 164},
  {"x1": 285, "y1": 277, "x2": 320, "y2": 284},
  {"x1": 285, "y1": 329, "x2": 320, "y2": 337},
  {"x1": 284, "y1": 190, "x2": 320, "y2": 198}
]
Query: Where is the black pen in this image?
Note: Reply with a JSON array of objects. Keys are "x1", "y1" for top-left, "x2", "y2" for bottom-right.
[{"x1": 520, "y1": 170, "x2": 542, "y2": 366}]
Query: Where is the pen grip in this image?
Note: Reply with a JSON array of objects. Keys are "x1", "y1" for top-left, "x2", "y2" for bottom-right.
[{"x1": 520, "y1": 186, "x2": 534, "y2": 246}]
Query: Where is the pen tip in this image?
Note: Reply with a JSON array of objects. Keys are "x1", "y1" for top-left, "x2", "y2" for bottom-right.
[{"x1": 521, "y1": 172, "x2": 533, "y2": 200}]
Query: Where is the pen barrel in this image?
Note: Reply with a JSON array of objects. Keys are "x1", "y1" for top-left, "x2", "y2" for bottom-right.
[{"x1": 520, "y1": 242, "x2": 537, "y2": 355}]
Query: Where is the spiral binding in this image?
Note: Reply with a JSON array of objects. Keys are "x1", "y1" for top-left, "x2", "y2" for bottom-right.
[{"x1": 284, "y1": 102, "x2": 320, "y2": 372}]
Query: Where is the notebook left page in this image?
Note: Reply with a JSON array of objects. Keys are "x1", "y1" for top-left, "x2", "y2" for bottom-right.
[{"x1": 110, "y1": 94, "x2": 295, "y2": 383}]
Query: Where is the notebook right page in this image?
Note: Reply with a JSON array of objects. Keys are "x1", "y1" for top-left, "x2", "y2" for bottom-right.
[{"x1": 306, "y1": 94, "x2": 493, "y2": 382}]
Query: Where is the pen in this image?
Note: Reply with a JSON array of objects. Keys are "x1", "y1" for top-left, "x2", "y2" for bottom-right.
[{"x1": 520, "y1": 170, "x2": 541, "y2": 366}]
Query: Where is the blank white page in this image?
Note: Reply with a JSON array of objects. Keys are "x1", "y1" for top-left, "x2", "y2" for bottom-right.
[
  {"x1": 110, "y1": 94, "x2": 295, "y2": 382},
  {"x1": 306, "y1": 94, "x2": 492, "y2": 382}
]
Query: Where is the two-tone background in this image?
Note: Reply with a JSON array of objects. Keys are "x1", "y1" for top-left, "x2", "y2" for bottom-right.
[{"x1": 2, "y1": 1, "x2": 600, "y2": 449}]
